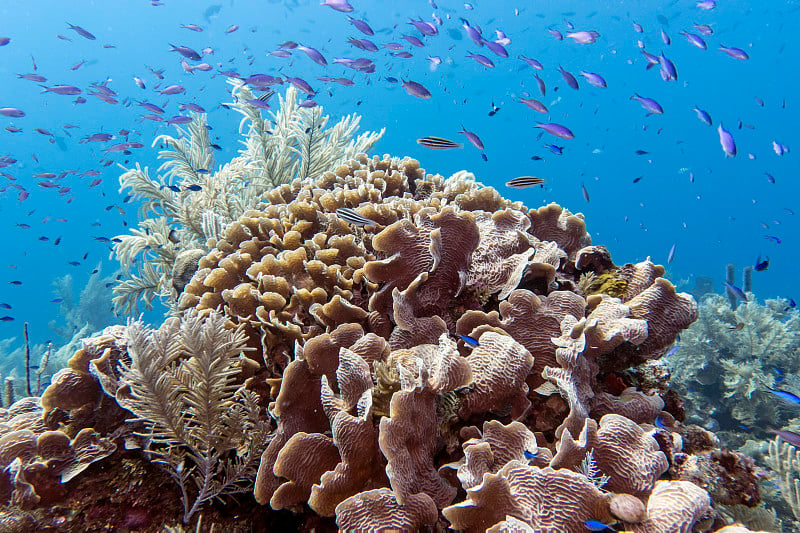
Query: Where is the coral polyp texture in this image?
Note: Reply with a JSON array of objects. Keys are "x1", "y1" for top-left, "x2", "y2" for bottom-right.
[{"x1": 0, "y1": 151, "x2": 767, "y2": 532}]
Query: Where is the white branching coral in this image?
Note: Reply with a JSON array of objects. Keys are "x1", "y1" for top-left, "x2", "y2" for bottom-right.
[
  {"x1": 111, "y1": 85, "x2": 385, "y2": 315},
  {"x1": 116, "y1": 309, "x2": 271, "y2": 523}
]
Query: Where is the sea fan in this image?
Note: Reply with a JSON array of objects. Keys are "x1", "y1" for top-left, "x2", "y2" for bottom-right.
[{"x1": 116, "y1": 309, "x2": 271, "y2": 523}]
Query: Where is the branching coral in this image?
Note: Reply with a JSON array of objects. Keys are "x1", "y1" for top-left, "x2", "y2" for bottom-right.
[
  {"x1": 665, "y1": 294, "x2": 800, "y2": 441},
  {"x1": 111, "y1": 85, "x2": 384, "y2": 315}
]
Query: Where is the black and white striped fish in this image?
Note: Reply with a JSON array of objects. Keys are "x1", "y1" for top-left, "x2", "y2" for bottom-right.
[
  {"x1": 335, "y1": 207, "x2": 379, "y2": 226},
  {"x1": 416, "y1": 136, "x2": 463, "y2": 150},
  {"x1": 505, "y1": 176, "x2": 545, "y2": 189}
]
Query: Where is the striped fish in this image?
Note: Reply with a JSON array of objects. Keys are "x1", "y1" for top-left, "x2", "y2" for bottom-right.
[
  {"x1": 335, "y1": 207, "x2": 379, "y2": 226},
  {"x1": 505, "y1": 176, "x2": 545, "y2": 189},
  {"x1": 416, "y1": 136, "x2": 463, "y2": 150}
]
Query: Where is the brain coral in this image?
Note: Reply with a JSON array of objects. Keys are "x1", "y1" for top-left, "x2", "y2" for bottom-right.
[{"x1": 16, "y1": 152, "x2": 755, "y2": 531}]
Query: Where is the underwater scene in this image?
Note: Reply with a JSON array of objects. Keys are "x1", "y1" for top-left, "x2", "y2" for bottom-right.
[{"x1": 0, "y1": 0, "x2": 798, "y2": 531}]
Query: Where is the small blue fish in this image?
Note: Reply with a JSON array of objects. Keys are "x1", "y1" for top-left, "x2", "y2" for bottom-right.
[
  {"x1": 523, "y1": 449, "x2": 537, "y2": 461},
  {"x1": 693, "y1": 107, "x2": 712, "y2": 125},
  {"x1": 768, "y1": 389, "x2": 800, "y2": 405},
  {"x1": 754, "y1": 255, "x2": 769, "y2": 272},
  {"x1": 723, "y1": 281, "x2": 747, "y2": 301},
  {"x1": 654, "y1": 415, "x2": 667, "y2": 429},
  {"x1": 459, "y1": 334, "x2": 480, "y2": 347},
  {"x1": 665, "y1": 344, "x2": 679, "y2": 357},
  {"x1": 765, "y1": 235, "x2": 782, "y2": 244},
  {"x1": 544, "y1": 144, "x2": 563, "y2": 155},
  {"x1": 585, "y1": 520, "x2": 615, "y2": 532}
]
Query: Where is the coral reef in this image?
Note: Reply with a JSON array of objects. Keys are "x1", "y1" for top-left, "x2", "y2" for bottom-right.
[
  {"x1": 0, "y1": 143, "x2": 768, "y2": 531},
  {"x1": 665, "y1": 294, "x2": 800, "y2": 445},
  {"x1": 111, "y1": 86, "x2": 384, "y2": 315}
]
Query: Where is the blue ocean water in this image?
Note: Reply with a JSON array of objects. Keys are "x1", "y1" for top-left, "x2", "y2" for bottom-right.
[{"x1": 0, "y1": 0, "x2": 796, "y2": 358}]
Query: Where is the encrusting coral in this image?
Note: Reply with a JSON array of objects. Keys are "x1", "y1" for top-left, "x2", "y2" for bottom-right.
[{"x1": 0, "y1": 109, "x2": 768, "y2": 529}]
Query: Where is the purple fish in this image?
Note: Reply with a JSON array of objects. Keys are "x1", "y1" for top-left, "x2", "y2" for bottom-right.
[
  {"x1": 547, "y1": 28, "x2": 563, "y2": 40},
  {"x1": 696, "y1": 0, "x2": 716, "y2": 9},
  {"x1": 408, "y1": 18, "x2": 438, "y2": 36},
  {"x1": 17, "y1": 73, "x2": 47, "y2": 82},
  {"x1": 641, "y1": 50, "x2": 660, "y2": 69},
  {"x1": 348, "y1": 38, "x2": 378, "y2": 52},
  {"x1": 139, "y1": 102, "x2": 165, "y2": 114},
  {"x1": 298, "y1": 99, "x2": 318, "y2": 108},
  {"x1": 461, "y1": 19, "x2": 483, "y2": 46},
  {"x1": 658, "y1": 52, "x2": 678, "y2": 81},
  {"x1": 535, "y1": 122, "x2": 574, "y2": 139},
  {"x1": 285, "y1": 77, "x2": 315, "y2": 96},
  {"x1": 181, "y1": 24, "x2": 203, "y2": 32},
  {"x1": 321, "y1": 0, "x2": 353, "y2": 12},
  {"x1": 723, "y1": 281, "x2": 746, "y2": 301},
  {"x1": 518, "y1": 55, "x2": 543, "y2": 70},
  {"x1": 631, "y1": 94, "x2": 663, "y2": 115},
  {"x1": 534, "y1": 74, "x2": 546, "y2": 96},
  {"x1": 566, "y1": 31, "x2": 599, "y2": 44},
  {"x1": 392, "y1": 51, "x2": 413, "y2": 59},
  {"x1": 402, "y1": 34, "x2": 425, "y2": 47},
  {"x1": 680, "y1": 31, "x2": 707, "y2": 49},
  {"x1": 226, "y1": 25, "x2": 239, "y2": 34},
  {"x1": 633, "y1": 22, "x2": 644, "y2": 33},
  {"x1": 67, "y1": 23, "x2": 96, "y2": 40},
  {"x1": 245, "y1": 98, "x2": 270, "y2": 110},
  {"x1": 773, "y1": 141, "x2": 790, "y2": 156},
  {"x1": 482, "y1": 40, "x2": 508, "y2": 57},
  {"x1": 717, "y1": 124, "x2": 736, "y2": 157},
  {"x1": 247, "y1": 74, "x2": 282, "y2": 87},
  {"x1": 558, "y1": 66, "x2": 579, "y2": 90},
  {"x1": 770, "y1": 428, "x2": 800, "y2": 448},
  {"x1": 169, "y1": 44, "x2": 201, "y2": 61},
  {"x1": 133, "y1": 77, "x2": 146, "y2": 89},
  {"x1": 667, "y1": 243, "x2": 676, "y2": 263},
  {"x1": 160, "y1": 84, "x2": 186, "y2": 95},
  {"x1": 581, "y1": 183, "x2": 590, "y2": 202},
  {"x1": 297, "y1": 45, "x2": 327, "y2": 66},
  {"x1": 269, "y1": 50, "x2": 292, "y2": 58},
  {"x1": 580, "y1": 71, "x2": 606, "y2": 89},
  {"x1": 693, "y1": 107, "x2": 712, "y2": 125},
  {"x1": 660, "y1": 28, "x2": 671, "y2": 45},
  {"x1": 459, "y1": 125, "x2": 484, "y2": 150},
  {"x1": 401, "y1": 79, "x2": 431, "y2": 99},
  {"x1": 693, "y1": 23, "x2": 714, "y2": 36},
  {"x1": 467, "y1": 52, "x2": 494, "y2": 68},
  {"x1": 519, "y1": 98, "x2": 547, "y2": 113},
  {"x1": 719, "y1": 45, "x2": 749, "y2": 60},
  {"x1": 333, "y1": 57, "x2": 375, "y2": 73},
  {"x1": 0, "y1": 37, "x2": 10, "y2": 46},
  {"x1": 167, "y1": 115, "x2": 193, "y2": 125},
  {"x1": 0, "y1": 107, "x2": 25, "y2": 117},
  {"x1": 43, "y1": 85, "x2": 82, "y2": 95},
  {"x1": 348, "y1": 17, "x2": 374, "y2": 36},
  {"x1": 179, "y1": 103, "x2": 206, "y2": 112}
]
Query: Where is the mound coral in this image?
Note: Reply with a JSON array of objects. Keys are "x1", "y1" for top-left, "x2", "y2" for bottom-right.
[{"x1": 0, "y1": 139, "x2": 768, "y2": 531}]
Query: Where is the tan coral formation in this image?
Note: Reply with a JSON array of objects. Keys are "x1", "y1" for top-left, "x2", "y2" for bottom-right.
[{"x1": 12, "y1": 152, "x2": 751, "y2": 532}]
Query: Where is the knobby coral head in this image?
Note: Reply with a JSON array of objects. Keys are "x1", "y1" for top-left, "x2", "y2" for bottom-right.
[{"x1": 20, "y1": 148, "x2": 762, "y2": 532}]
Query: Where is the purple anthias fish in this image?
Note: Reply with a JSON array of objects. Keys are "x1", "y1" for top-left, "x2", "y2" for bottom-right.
[
  {"x1": 535, "y1": 122, "x2": 574, "y2": 139},
  {"x1": 167, "y1": 115, "x2": 192, "y2": 125},
  {"x1": 180, "y1": 103, "x2": 206, "y2": 113},
  {"x1": 482, "y1": 39, "x2": 508, "y2": 57},
  {"x1": 717, "y1": 124, "x2": 737, "y2": 157},
  {"x1": 641, "y1": 50, "x2": 660, "y2": 69},
  {"x1": 139, "y1": 102, "x2": 165, "y2": 114},
  {"x1": 408, "y1": 18, "x2": 438, "y2": 36},
  {"x1": 181, "y1": 24, "x2": 203, "y2": 32},
  {"x1": 770, "y1": 428, "x2": 800, "y2": 448},
  {"x1": 518, "y1": 55, "x2": 543, "y2": 70},
  {"x1": 0, "y1": 107, "x2": 25, "y2": 117},
  {"x1": 461, "y1": 19, "x2": 483, "y2": 46},
  {"x1": 226, "y1": 25, "x2": 239, "y2": 34},
  {"x1": 558, "y1": 66, "x2": 579, "y2": 90},
  {"x1": 18, "y1": 73, "x2": 47, "y2": 82},
  {"x1": 160, "y1": 85, "x2": 186, "y2": 95},
  {"x1": 631, "y1": 94, "x2": 663, "y2": 115},
  {"x1": 321, "y1": 0, "x2": 353, "y2": 12},
  {"x1": 401, "y1": 80, "x2": 431, "y2": 99},
  {"x1": 633, "y1": 22, "x2": 644, "y2": 33},
  {"x1": 680, "y1": 31, "x2": 707, "y2": 49},
  {"x1": 170, "y1": 44, "x2": 201, "y2": 61},
  {"x1": 658, "y1": 52, "x2": 677, "y2": 81},
  {"x1": 67, "y1": 23, "x2": 96, "y2": 40},
  {"x1": 0, "y1": 37, "x2": 10, "y2": 46},
  {"x1": 348, "y1": 17, "x2": 374, "y2": 36},
  {"x1": 693, "y1": 23, "x2": 714, "y2": 35},
  {"x1": 580, "y1": 71, "x2": 606, "y2": 88},
  {"x1": 402, "y1": 35, "x2": 425, "y2": 47},
  {"x1": 467, "y1": 52, "x2": 494, "y2": 68},
  {"x1": 459, "y1": 126, "x2": 484, "y2": 149},
  {"x1": 696, "y1": 0, "x2": 716, "y2": 9},
  {"x1": 547, "y1": 28, "x2": 563, "y2": 40},
  {"x1": 133, "y1": 76, "x2": 145, "y2": 88},
  {"x1": 285, "y1": 77, "x2": 315, "y2": 96},
  {"x1": 534, "y1": 74, "x2": 546, "y2": 96},
  {"x1": 333, "y1": 57, "x2": 375, "y2": 73},
  {"x1": 566, "y1": 31, "x2": 599, "y2": 44},
  {"x1": 43, "y1": 85, "x2": 82, "y2": 95},
  {"x1": 693, "y1": 107, "x2": 712, "y2": 125},
  {"x1": 519, "y1": 98, "x2": 547, "y2": 113},
  {"x1": 348, "y1": 38, "x2": 378, "y2": 52},
  {"x1": 245, "y1": 98, "x2": 270, "y2": 109},
  {"x1": 719, "y1": 45, "x2": 749, "y2": 60},
  {"x1": 269, "y1": 50, "x2": 292, "y2": 58},
  {"x1": 660, "y1": 28, "x2": 671, "y2": 45},
  {"x1": 297, "y1": 45, "x2": 327, "y2": 66},
  {"x1": 247, "y1": 74, "x2": 283, "y2": 87}
]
